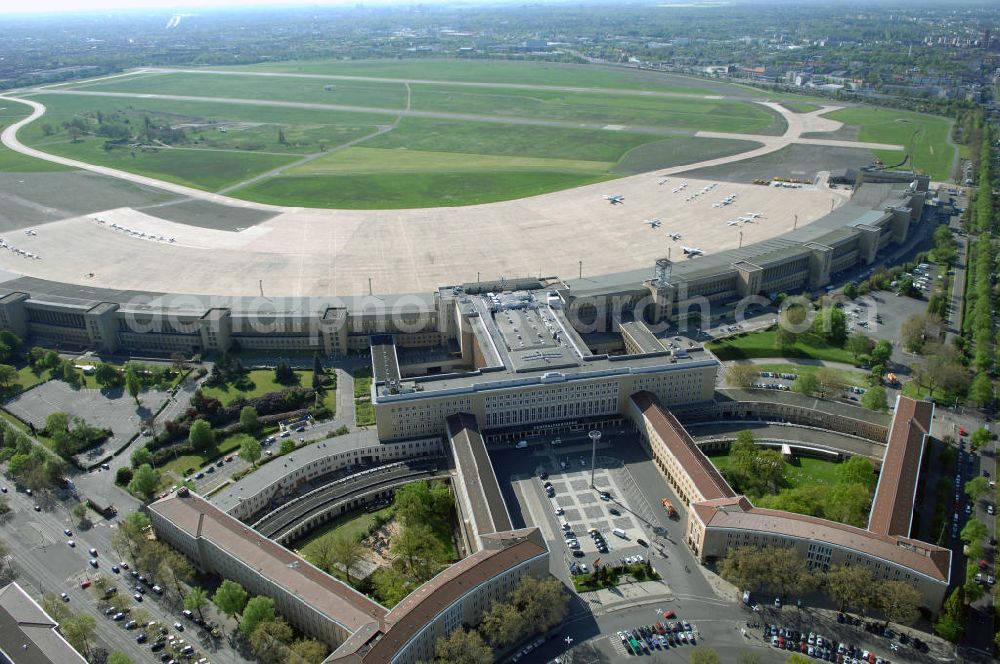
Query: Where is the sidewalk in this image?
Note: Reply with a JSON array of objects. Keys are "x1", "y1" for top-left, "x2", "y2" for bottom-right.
[{"x1": 578, "y1": 580, "x2": 674, "y2": 615}]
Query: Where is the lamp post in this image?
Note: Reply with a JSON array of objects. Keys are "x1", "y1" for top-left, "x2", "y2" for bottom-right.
[{"x1": 589, "y1": 429, "x2": 601, "y2": 489}]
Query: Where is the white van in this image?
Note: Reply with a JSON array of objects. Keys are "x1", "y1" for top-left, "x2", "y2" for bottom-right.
[
  {"x1": 515, "y1": 440, "x2": 528, "y2": 449},
  {"x1": 612, "y1": 528, "x2": 628, "y2": 539}
]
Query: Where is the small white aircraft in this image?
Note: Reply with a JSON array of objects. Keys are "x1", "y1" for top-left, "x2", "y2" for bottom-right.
[
  {"x1": 682, "y1": 246, "x2": 705, "y2": 256},
  {"x1": 658, "y1": 178, "x2": 669, "y2": 185},
  {"x1": 24, "y1": 229, "x2": 37, "y2": 236},
  {"x1": 746, "y1": 212, "x2": 763, "y2": 219},
  {"x1": 604, "y1": 194, "x2": 625, "y2": 204},
  {"x1": 726, "y1": 219, "x2": 741, "y2": 227},
  {"x1": 667, "y1": 232, "x2": 682, "y2": 241},
  {"x1": 643, "y1": 218, "x2": 661, "y2": 228}
]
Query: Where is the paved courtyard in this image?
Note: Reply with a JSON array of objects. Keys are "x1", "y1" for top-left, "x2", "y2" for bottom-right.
[{"x1": 5, "y1": 380, "x2": 169, "y2": 463}]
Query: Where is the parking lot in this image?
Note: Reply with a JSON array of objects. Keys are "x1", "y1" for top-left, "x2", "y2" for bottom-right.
[{"x1": 5, "y1": 381, "x2": 170, "y2": 464}]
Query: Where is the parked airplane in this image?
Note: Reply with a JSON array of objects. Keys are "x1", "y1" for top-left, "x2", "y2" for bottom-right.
[
  {"x1": 24, "y1": 229, "x2": 36, "y2": 236},
  {"x1": 667, "y1": 232, "x2": 682, "y2": 241},
  {"x1": 682, "y1": 246, "x2": 705, "y2": 256},
  {"x1": 603, "y1": 194, "x2": 625, "y2": 204},
  {"x1": 643, "y1": 218, "x2": 661, "y2": 228},
  {"x1": 726, "y1": 220, "x2": 741, "y2": 226},
  {"x1": 746, "y1": 212, "x2": 763, "y2": 218}
]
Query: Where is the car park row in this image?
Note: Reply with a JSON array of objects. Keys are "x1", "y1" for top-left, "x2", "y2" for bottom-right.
[{"x1": 617, "y1": 617, "x2": 696, "y2": 655}]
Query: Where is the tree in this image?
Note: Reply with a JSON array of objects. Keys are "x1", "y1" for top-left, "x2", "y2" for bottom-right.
[
  {"x1": 825, "y1": 483, "x2": 872, "y2": 527},
  {"x1": 42, "y1": 592, "x2": 71, "y2": 622},
  {"x1": 965, "y1": 476, "x2": 989, "y2": 503},
  {"x1": 718, "y1": 546, "x2": 771, "y2": 592},
  {"x1": 837, "y1": 456, "x2": 875, "y2": 490},
  {"x1": 812, "y1": 307, "x2": 847, "y2": 344},
  {"x1": 107, "y1": 653, "x2": 133, "y2": 664},
  {"x1": 960, "y1": 519, "x2": 988, "y2": 545},
  {"x1": 240, "y1": 406, "x2": 260, "y2": 433},
  {"x1": 793, "y1": 373, "x2": 818, "y2": 396},
  {"x1": 689, "y1": 648, "x2": 722, "y2": 664},
  {"x1": 184, "y1": 587, "x2": 209, "y2": 622},
  {"x1": 815, "y1": 367, "x2": 846, "y2": 397},
  {"x1": 861, "y1": 385, "x2": 888, "y2": 411},
  {"x1": 241, "y1": 596, "x2": 276, "y2": 636},
  {"x1": 130, "y1": 446, "x2": 152, "y2": 468},
  {"x1": 824, "y1": 565, "x2": 873, "y2": 613},
  {"x1": 188, "y1": 419, "x2": 215, "y2": 451},
  {"x1": 60, "y1": 359, "x2": 81, "y2": 388},
  {"x1": 286, "y1": 640, "x2": 327, "y2": 664},
  {"x1": 45, "y1": 411, "x2": 68, "y2": 436},
  {"x1": 240, "y1": 436, "x2": 262, "y2": 468},
  {"x1": 935, "y1": 586, "x2": 964, "y2": 642},
  {"x1": 61, "y1": 614, "x2": 96, "y2": 656},
  {"x1": 0, "y1": 364, "x2": 16, "y2": 389},
  {"x1": 842, "y1": 282, "x2": 858, "y2": 299},
  {"x1": 479, "y1": 600, "x2": 524, "y2": 648},
  {"x1": 127, "y1": 464, "x2": 160, "y2": 500},
  {"x1": 878, "y1": 580, "x2": 921, "y2": 627},
  {"x1": 274, "y1": 361, "x2": 296, "y2": 385},
  {"x1": 125, "y1": 364, "x2": 142, "y2": 404},
  {"x1": 912, "y1": 341, "x2": 968, "y2": 398},
  {"x1": 871, "y1": 339, "x2": 893, "y2": 365},
  {"x1": 250, "y1": 619, "x2": 293, "y2": 664},
  {"x1": 280, "y1": 438, "x2": 296, "y2": 455},
  {"x1": 115, "y1": 466, "x2": 133, "y2": 486},
  {"x1": 970, "y1": 372, "x2": 994, "y2": 408},
  {"x1": 213, "y1": 580, "x2": 249, "y2": 626},
  {"x1": 277, "y1": 128, "x2": 287, "y2": 145},
  {"x1": 391, "y1": 523, "x2": 446, "y2": 581},
  {"x1": 72, "y1": 501, "x2": 89, "y2": 525},
  {"x1": 970, "y1": 428, "x2": 992, "y2": 451},
  {"x1": 901, "y1": 313, "x2": 942, "y2": 353},
  {"x1": 371, "y1": 566, "x2": 412, "y2": 607},
  {"x1": 93, "y1": 363, "x2": 122, "y2": 388},
  {"x1": 846, "y1": 333, "x2": 874, "y2": 361},
  {"x1": 726, "y1": 364, "x2": 759, "y2": 388},
  {"x1": 786, "y1": 655, "x2": 812, "y2": 664},
  {"x1": 330, "y1": 533, "x2": 365, "y2": 584},
  {"x1": 431, "y1": 628, "x2": 491, "y2": 664}
]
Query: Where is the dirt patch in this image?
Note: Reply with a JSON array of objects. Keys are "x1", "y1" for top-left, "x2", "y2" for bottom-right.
[{"x1": 361, "y1": 519, "x2": 403, "y2": 568}]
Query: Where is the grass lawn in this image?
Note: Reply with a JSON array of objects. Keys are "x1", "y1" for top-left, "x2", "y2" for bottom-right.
[
  {"x1": 364, "y1": 117, "x2": 654, "y2": 162},
  {"x1": 708, "y1": 453, "x2": 844, "y2": 491},
  {"x1": 572, "y1": 563, "x2": 661, "y2": 593},
  {"x1": 160, "y1": 431, "x2": 249, "y2": 477},
  {"x1": 708, "y1": 329, "x2": 855, "y2": 364},
  {"x1": 0, "y1": 101, "x2": 75, "y2": 173},
  {"x1": 291, "y1": 146, "x2": 610, "y2": 176},
  {"x1": 66, "y1": 71, "x2": 409, "y2": 110},
  {"x1": 901, "y1": 380, "x2": 934, "y2": 400},
  {"x1": 30, "y1": 137, "x2": 297, "y2": 192},
  {"x1": 749, "y1": 362, "x2": 866, "y2": 387},
  {"x1": 821, "y1": 106, "x2": 953, "y2": 181},
  {"x1": 298, "y1": 506, "x2": 394, "y2": 561},
  {"x1": 353, "y1": 368, "x2": 372, "y2": 398},
  {"x1": 239, "y1": 170, "x2": 611, "y2": 209},
  {"x1": 355, "y1": 401, "x2": 375, "y2": 427},
  {"x1": 200, "y1": 369, "x2": 315, "y2": 406},
  {"x1": 25, "y1": 92, "x2": 383, "y2": 160},
  {"x1": 614, "y1": 136, "x2": 762, "y2": 174},
  {"x1": 216, "y1": 58, "x2": 716, "y2": 93}
]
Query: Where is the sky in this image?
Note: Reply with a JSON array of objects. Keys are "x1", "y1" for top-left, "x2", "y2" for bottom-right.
[{"x1": 4, "y1": 0, "x2": 428, "y2": 15}]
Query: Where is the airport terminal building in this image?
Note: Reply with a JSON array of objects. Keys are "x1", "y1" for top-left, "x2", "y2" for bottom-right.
[{"x1": 0, "y1": 180, "x2": 929, "y2": 359}]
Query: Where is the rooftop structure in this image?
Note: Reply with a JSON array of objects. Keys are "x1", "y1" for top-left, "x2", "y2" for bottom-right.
[
  {"x1": 868, "y1": 396, "x2": 934, "y2": 537},
  {"x1": 447, "y1": 413, "x2": 514, "y2": 551},
  {"x1": 628, "y1": 392, "x2": 951, "y2": 609},
  {"x1": 0, "y1": 582, "x2": 88, "y2": 664}
]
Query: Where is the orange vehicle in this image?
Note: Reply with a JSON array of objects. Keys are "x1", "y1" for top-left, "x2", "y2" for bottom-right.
[{"x1": 661, "y1": 498, "x2": 677, "y2": 519}]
